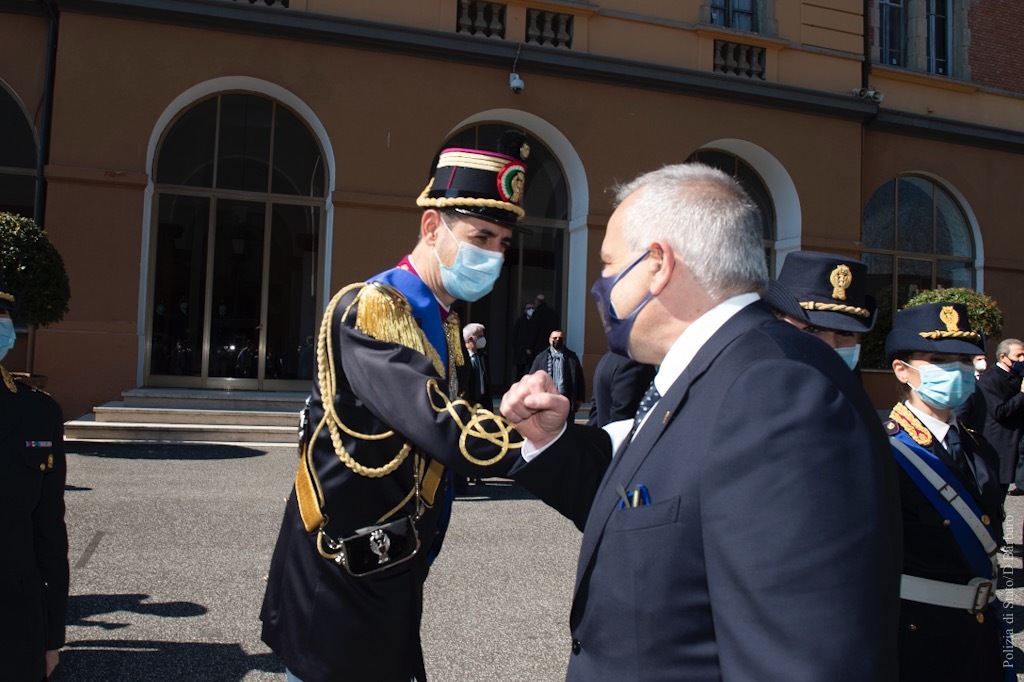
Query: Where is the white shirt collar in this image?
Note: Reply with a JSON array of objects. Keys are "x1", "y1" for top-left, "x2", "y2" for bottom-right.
[
  {"x1": 903, "y1": 400, "x2": 955, "y2": 443},
  {"x1": 653, "y1": 292, "x2": 760, "y2": 397}
]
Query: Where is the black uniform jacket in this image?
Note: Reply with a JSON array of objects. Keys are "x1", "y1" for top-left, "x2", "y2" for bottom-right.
[
  {"x1": 260, "y1": 274, "x2": 523, "y2": 682},
  {"x1": 0, "y1": 370, "x2": 68, "y2": 682},
  {"x1": 511, "y1": 301, "x2": 902, "y2": 681},
  {"x1": 886, "y1": 406, "x2": 1005, "y2": 682}
]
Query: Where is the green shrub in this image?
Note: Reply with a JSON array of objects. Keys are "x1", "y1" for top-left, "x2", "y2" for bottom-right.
[{"x1": 0, "y1": 212, "x2": 71, "y2": 327}]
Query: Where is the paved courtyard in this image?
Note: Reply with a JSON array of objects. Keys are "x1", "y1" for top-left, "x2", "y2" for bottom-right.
[{"x1": 52, "y1": 441, "x2": 1024, "y2": 680}]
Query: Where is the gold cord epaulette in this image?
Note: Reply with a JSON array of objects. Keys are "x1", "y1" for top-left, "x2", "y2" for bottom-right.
[
  {"x1": 799, "y1": 301, "x2": 871, "y2": 318},
  {"x1": 426, "y1": 380, "x2": 523, "y2": 466},
  {"x1": 1, "y1": 365, "x2": 16, "y2": 393},
  {"x1": 889, "y1": 402, "x2": 933, "y2": 447}
]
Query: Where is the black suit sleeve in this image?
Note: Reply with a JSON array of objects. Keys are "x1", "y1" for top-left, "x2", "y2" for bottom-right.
[
  {"x1": 508, "y1": 425, "x2": 613, "y2": 531},
  {"x1": 977, "y1": 370, "x2": 1024, "y2": 423}
]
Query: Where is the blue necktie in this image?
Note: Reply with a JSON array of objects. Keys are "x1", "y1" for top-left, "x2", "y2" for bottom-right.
[
  {"x1": 627, "y1": 381, "x2": 661, "y2": 441},
  {"x1": 945, "y1": 426, "x2": 977, "y2": 492}
]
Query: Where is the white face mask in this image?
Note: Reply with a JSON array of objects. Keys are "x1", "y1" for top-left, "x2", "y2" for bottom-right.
[
  {"x1": 475, "y1": 336, "x2": 487, "y2": 350},
  {"x1": 433, "y1": 217, "x2": 504, "y2": 302},
  {"x1": 974, "y1": 358, "x2": 987, "y2": 373}
]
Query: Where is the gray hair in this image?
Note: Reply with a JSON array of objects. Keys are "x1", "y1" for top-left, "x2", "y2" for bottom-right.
[
  {"x1": 463, "y1": 322, "x2": 485, "y2": 342},
  {"x1": 997, "y1": 338, "x2": 1024, "y2": 359},
  {"x1": 612, "y1": 162, "x2": 768, "y2": 301}
]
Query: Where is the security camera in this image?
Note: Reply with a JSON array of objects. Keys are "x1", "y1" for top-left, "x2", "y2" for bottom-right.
[
  {"x1": 851, "y1": 87, "x2": 869, "y2": 99},
  {"x1": 509, "y1": 73, "x2": 525, "y2": 95},
  {"x1": 869, "y1": 89, "x2": 884, "y2": 103}
]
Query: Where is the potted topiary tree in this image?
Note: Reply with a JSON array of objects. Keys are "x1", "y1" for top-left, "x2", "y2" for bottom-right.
[
  {"x1": 0, "y1": 212, "x2": 71, "y2": 384},
  {"x1": 904, "y1": 287, "x2": 1003, "y2": 343}
]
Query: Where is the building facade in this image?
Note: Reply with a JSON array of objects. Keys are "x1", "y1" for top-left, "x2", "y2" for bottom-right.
[{"x1": 2, "y1": 0, "x2": 1023, "y2": 418}]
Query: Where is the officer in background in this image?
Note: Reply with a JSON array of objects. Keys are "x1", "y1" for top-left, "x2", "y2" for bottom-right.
[
  {"x1": 261, "y1": 132, "x2": 529, "y2": 682},
  {"x1": 884, "y1": 303, "x2": 1005, "y2": 681},
  {"x1": 0, "y1": 270, "x2": 69, "y2": 681},
  {"x1": 775, "y1": 250, "x2": 877, "y2": 368}
]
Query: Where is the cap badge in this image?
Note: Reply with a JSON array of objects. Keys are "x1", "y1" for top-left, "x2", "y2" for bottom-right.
[
  {"x1": 829, "y1": 264, "x2": 852, "y2": 301},
  {"x1": 940, "y1": 305, "x2": 960, "y2": 332},
  {"x1": 497, "y1": 162, "x2": 526, "y2": 205}
]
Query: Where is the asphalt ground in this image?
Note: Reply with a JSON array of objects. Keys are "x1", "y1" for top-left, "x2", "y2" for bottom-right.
[
  {"x1": 53, "y1": 441, "x2": 1024, "y2": 681},
  {"x1": 53, "y1": 442, "x2": 579, "y2": 681}
]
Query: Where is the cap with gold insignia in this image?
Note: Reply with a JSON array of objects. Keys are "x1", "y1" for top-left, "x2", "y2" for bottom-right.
[
  {"x1": 885, "y1": 302, "x2": 985, "y2": 360},
  {"x1": 416, "y1": 130, "x2": 529, "y2": 230},
  {"x1": 776, "y1": 251, "x2": 877, "y2": 333}
]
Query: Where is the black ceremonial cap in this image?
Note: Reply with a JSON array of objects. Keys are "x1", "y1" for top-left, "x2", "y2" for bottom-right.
[
  {"x1": 885, "y1": 302, "x2": 985, "y2": 360},
  {"x1": 776, "y1": 251, "x2": 877, "y2": 333},
  {"x1": 762, "y1": 279, "x2": 809, "y2": 323},
  {"x1": 0, "y1": 267, "x2": 16, "y2": 313},
  {"x1": 416, "y1": 130, "x2": 529, "y2": 230}
]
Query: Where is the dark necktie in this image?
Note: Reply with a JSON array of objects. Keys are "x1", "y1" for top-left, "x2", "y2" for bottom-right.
[
  {"x1": 627, "y1": 381, "x2": 661, "y2": 441},
  {"x1": 945, "y1": 425, "x2": 976, "y2": 491}
]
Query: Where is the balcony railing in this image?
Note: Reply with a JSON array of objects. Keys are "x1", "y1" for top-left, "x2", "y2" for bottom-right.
[
  {"x1": 713, "y1": 39, "x2": 765, "y2": 80},
  {"x1": 457, "y1": 1, "x2": 507, "y2": 39},
  {"x1": 526, "y1": 9, "x2": 573, "y2": 49}
]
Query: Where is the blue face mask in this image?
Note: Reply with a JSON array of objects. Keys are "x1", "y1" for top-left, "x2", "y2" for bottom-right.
[
  {"x1": 1011, "y1": 360, "x2": 1024, "y2": 376},
  {"x1": 835, "y1": 343, "x2": 861, "y2": 370},
  {"x1": 589, "y1": 251, "x2": 652, "y2": 357},
  {"x1": 434, "y1": 217, "x2": 504, "y2": 302},
  {"x1": 0, "y1": 317, "x2": 15, "y2": 364},
  {"x1": 903, "y1": 360, "x2": 976, "y2": 410}
]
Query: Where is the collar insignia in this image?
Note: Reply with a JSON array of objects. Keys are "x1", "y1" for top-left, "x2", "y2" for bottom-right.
[{"x1": 889, "y1": 402, "x2": 933, "y2": 447}]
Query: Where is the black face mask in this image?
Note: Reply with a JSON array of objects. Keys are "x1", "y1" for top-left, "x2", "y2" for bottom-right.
[{"x1": 551, "y1": 339, "x2": 564, "y2": 350}]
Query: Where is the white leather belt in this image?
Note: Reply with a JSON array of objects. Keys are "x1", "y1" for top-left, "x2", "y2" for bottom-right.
[{"x1": 901, "y1": 574, "x2": 995, "y2": 613}]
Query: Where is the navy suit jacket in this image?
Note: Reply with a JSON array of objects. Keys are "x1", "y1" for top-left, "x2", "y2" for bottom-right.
[
  {"x1": 512, "y1": 301, "x2": 901, "y2": 681},
  {"x1": 973, "y1": 366, "x2": 1024, "y2": 483},
  {"x1": 586, "y1": 351, "x2": 657, "y2": 427}
]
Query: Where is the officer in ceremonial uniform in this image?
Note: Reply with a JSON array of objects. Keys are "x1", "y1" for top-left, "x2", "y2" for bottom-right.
[
  {"x1": 775, "y1": 250, "x2": 877, "y2": 368},
  {"x1": 0, "y1": 272, "x2": 68, "y2": 681},
  {"x1": 884, "y1": 303, "x2": 1006, "y2": 681},
  {"x1": 260, "y1": 132, "x2": 529, "y2": 682}
]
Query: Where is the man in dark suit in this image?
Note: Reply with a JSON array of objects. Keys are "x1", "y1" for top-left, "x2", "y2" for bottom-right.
[
  {"x1": 0, "y1": 272, "x2": 69, "y2": 681},
  {"x1": 971, "y1": 337, "x2": 1024, "y2": 497},
  {"x1": 461, "y1": 322, "x2": 491, "y2": 406},
  {"x1": 530, "y1": 330, "x2": 585, "y2": 424},
  {"x1": 501, "y1": 162, "x2": 901, "y2": 681},
  {"x1": 530, "y1": 293, "x2": 559, "y2": 357},
  {"x1": 586, "y1": 350, "x2": 656, "y2": 427}
]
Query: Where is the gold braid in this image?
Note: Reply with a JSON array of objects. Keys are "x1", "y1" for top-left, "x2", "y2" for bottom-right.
[
  {"x1": 918, "y1": 330, "x2": 982, "y2": 341},
  {"x1": 416, "y1": 185, "x2": 525, "y2": 219},
  {"x1": 426, "y1": 381, "x2": 522, "y2": 466},
  {"x1": 311, "y1": 283, "x2": 411, "y2": 478},
  {"x1": 799, "y1": 301, "x2": 871, "y2": 317}
]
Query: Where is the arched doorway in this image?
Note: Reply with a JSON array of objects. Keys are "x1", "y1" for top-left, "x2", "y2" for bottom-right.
[
  {"x1": 441, "y1": 122, "x2": 570, "y2": 388},
  {"x1": 146, "y1": 92, "x2": 327, "y2": 390}
]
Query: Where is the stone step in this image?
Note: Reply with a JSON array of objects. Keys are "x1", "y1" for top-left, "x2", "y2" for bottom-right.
[
  {"x1": 63, "y1": 413, "x2": 297, "y2": 445},
  {"x1": 119, "y1": 387, "x2": 308, "y2": 412},
  {"x1": 92, "y1": 402, "x2": 300, "y2": 427}
]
